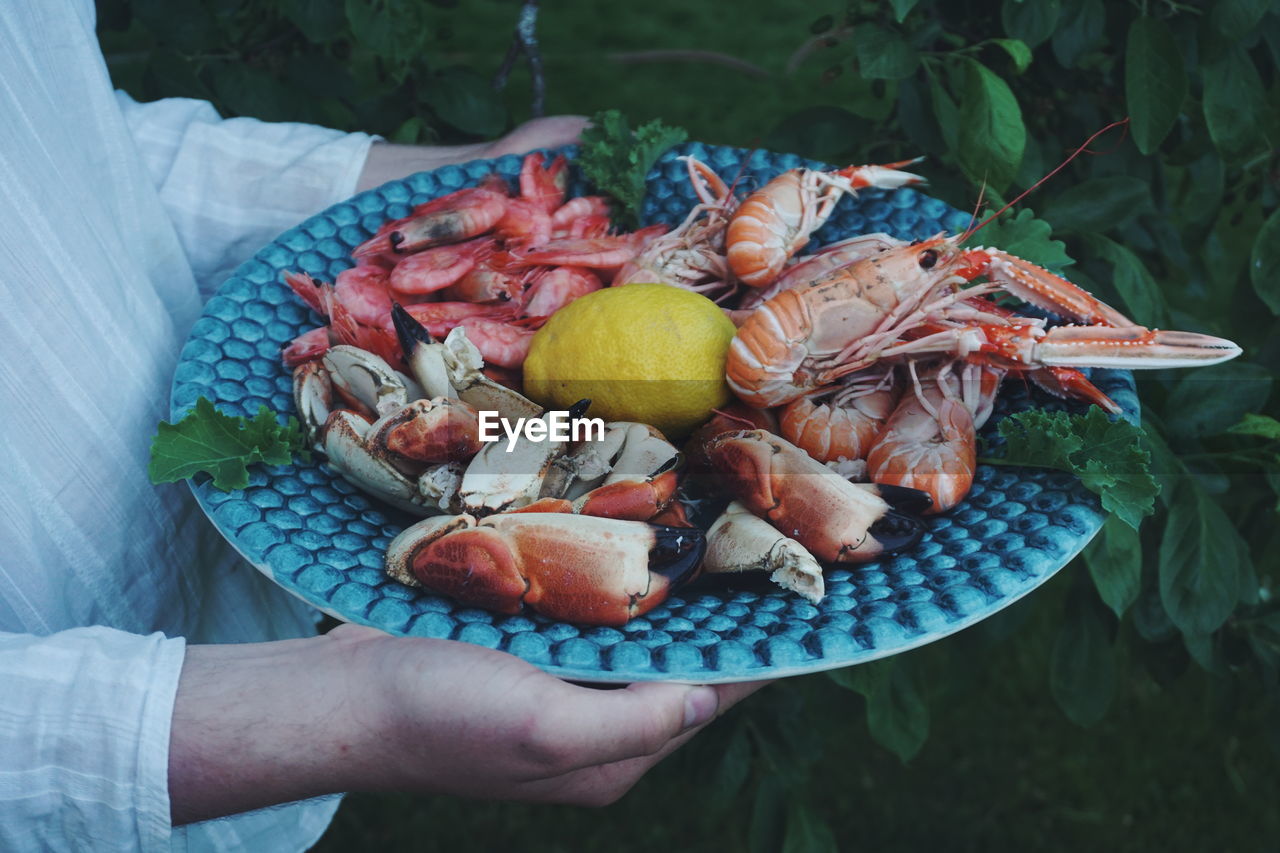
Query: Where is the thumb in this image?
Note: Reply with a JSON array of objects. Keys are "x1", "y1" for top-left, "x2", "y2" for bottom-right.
[{"x1": 549, "y1": 681, "x2": 719, "y2": 770}]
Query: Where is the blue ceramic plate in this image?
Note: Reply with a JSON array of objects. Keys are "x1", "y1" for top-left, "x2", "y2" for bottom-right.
[{"x1": 170, "y1": 142, "x2": 1137, "y2": 683}]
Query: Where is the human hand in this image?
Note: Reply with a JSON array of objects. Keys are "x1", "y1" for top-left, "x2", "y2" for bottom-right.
[
  {"x1": 336, "y1": 625, "x2": 770, "y2": 805},
  {"x1": 355, "y1": 115, "x2": 590, "y2": 192},
  {"x1": 168, "y1": 625, "x2": 769, "y2": 824}
]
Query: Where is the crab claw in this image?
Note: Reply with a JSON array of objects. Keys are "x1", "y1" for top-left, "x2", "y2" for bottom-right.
[
  {"x1": 704, "y1": 501, "x2": 826, "y2": 604},
  {"x1": 385, "y1": 513, "x2": 704, "y2": 626},
  {"x1": 702, "y1": 429, "x2": 929, "y2": 563},
  {"x1": 544, "y1": 422, "x2": 683, "y2": 521},
  {"x1": 366, "y1": 398, "x2": 483, "y2": 470},
  {"x1": 319, "y1": 410, "x2": 459, "y2": 516}
]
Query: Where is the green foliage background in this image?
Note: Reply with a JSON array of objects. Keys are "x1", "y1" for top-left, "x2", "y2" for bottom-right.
[{"x1": 98, "y1": 0, "x2": 1280, "y2": 849}]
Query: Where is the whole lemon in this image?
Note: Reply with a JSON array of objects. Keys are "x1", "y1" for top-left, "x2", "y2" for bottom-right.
[{"x1": 523, "y1": 283, "x2": 738, "y2": 439}]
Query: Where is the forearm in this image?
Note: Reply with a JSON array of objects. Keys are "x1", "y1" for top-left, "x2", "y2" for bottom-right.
[
  {"x1": 356, "y1": 141, "x2": 490, "y2": 193},
  {"x1": 168, "y1": 624, "x2": 765, "y2": 823},
  {"x1": 167, "y1": 632, "x2": 383, "y2": 825},
  {"x1": 354, "y1": 116, "x2": 589, "y2": 193}
]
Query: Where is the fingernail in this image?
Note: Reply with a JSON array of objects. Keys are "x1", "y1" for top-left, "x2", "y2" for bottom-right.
[{"x1": 682, "y1": 686, "x2": 719, "y2": 730}]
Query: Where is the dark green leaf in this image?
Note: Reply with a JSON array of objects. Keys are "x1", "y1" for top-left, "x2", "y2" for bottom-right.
[
  {"x1": 1228, "y1": 413, "x2": 1280, "y2": 440},
  {"x1": 1183, "y1": 632, "x2": 1220, "y2": 673},
  {"x1": 1159, "y1": 482, "x2": 1243, "y2": 637},
  {"x1": 149, "y1": 398, "x2": 308, "y2": 492},
  {"x1": 765, "y1": 107, "x2": 862, "y2": 164},
  {"x1": 1206, "y1": 189, "x2": 1265, "y2": 296},
  {"x1": 827, "y1": 659, "x2": 889, "y2": 697},
  {"x1": 1050, "y1": 582, "x2": 1115, "y2": 727},
  {"x1": 96, "y1": 0, "x2": 133, "y2": 31},
  {"x1": 986, "y1": 408, "x2": 1159, "y2": 529},
  {"x1": 853, "y1": 25, "x2": 920, "y2": 79},
  {"x1": 390, "y1": 116, "x2": 428, "y2": 144},
  {"x1": 927, "y1": 71, "x2": 960, "y2": 154},
  {"x1": 1164, "y1": 362, "x2": 1273, "y2": 440},
  {"x1": 830, "y1": 658, "x2": 928, "y2": 759},
  {"x1": 423, "y1": 68, "x2": 508, "y2": 137},
  {"x1": 1251, "y1": 207, "x2": 1280, "y2": 315},
  {"x1": 990, "y1": 38, "x2": 1032, "y2": 74},
  {"x1": 889, "y1": 0, "x2": 920, "y2": 23},
  {"x1": 131, "y1": 0, "x2": 221, "y2": 52},
  {"x1": 1137, "y1": 418, "x2": 1183, "y2": 507},
  {"x1": 1168, "y1": 153, "x2": 1225, "y2": 228},
  {"x1": 209, "y1": 63, "x2": 307, "y2": 123},
  {"x1": 867, "y1": 662, "x2": 929, "y2": 761},
  {"x1": 1081, "y1": 234, "x2": 1168, "y2": 327},
  {"x1": 286, "y1": 52, "x2": 360, "y2": 102},
  {"x1": 1125, "y1": 16, "x2": 1188, "y2": 155},
  {"x1": 1212, "y1": 0, "x2": 1275, "y2": 40},
  {"x1": 1052, "y1": 0, "x2": 1105, "y2": 68},
  {"x1": 954, "y1": 58, "x2": 1025, "y2": 193},
  {"x1": 782, "y1": 801, "x2": 838, "y2": 853},
  {"x1": 280, "y1": 0, "x2": 348, "y2": 43},
  {"x1": 706, "y1": 724, "x2": 753, "y2": 815},
  {"x1": 345, "y1": 0, "x2": 430, "y2": 77},
  {"x1": 897, "y1": 81, "x2": 945, "y2": 155},
  {"x1": 1043, "y1": 176, "x2": 1152, "y2": 234},
  {"x1": 964, "y1": 207, "x2": 1073, "y2": 271},
  {"x1": 748, "y1": 775, "x2": 787, "y2": 853},
  {"x1": 1001, "y1": 0, "x2": 1061, "y2": 48},
  {"x1": 1133, "y1": 584, "x2": 1179, "y2": 642},
  {"x1": 1202, "y1": 48, "x2": 1268, "y2": 162},
  {"x1": 1084, "y1": 516, "x2": 1142, "y2": 619},
  {"x1": 144, "y1": 50, "x2": 216, "y2": 102}
]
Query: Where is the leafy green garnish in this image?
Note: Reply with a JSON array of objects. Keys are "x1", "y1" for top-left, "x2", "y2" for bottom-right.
[
  {"x1": 980, "y1": 408, "x2": 1159, "y2": 530},
  {"x1": 149, "y1": 397, "x2": 310, "y2": 492},
  {"x1": 578, "y1": 109, "x2": 688, "y2": 228}
]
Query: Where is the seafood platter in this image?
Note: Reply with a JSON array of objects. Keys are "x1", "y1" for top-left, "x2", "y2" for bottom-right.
[{"x1": 170, "y1": 142, "x2": 1239, "y2": 682}]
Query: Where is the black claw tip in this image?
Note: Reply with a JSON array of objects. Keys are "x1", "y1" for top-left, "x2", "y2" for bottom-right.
[
  {"x1": 651, "y1": 453, "x2": 681, "y2": 477},
  {"x1": 568, "y1": 398, "x2": 592, "y2": 419},
  {"x1": 391, "y1": 302, "x2": 433, "y2": 354},
  {"x1": 868, "y1": 511, "x2": 926, "y2": 553},
  {"x1": 873, "y1": 483, "x2": 934, "y2": 515},
  {"x1": 649, "y1": 525, "x2": 706, "y2": 587}
]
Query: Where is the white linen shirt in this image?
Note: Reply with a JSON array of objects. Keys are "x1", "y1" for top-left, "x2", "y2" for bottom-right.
[{"x1": 0, "y1": 1, "x2": 376, "y2": 850}]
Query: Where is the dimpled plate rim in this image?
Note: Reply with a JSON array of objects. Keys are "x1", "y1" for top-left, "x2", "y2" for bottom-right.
[{"x1": 170, "y1": 141, "x2": 1136, "y2": 684}]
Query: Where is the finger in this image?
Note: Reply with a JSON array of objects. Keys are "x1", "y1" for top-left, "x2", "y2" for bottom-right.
[
  {"x1": 541, "y1": 680, "x2": 718, "y2": 770},
  {"x1": 544, "y1": 676, "x2": 776, "y2": 773},
  {"x1": 504, "y1": 679, "x2": 776, "y2": 806},
  {"x1": 514, "y1": 681, "x2": 772, "y2": 806},
  {"x1": 714, "y1": 678, "x2": 775, "y2": 711}
]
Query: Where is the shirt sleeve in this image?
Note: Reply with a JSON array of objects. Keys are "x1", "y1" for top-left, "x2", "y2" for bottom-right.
[
  {"x1": 0, "y1": 627, "x2": 186, "y2": 853},
  {"x1": 114, "y1": 92, "x2": 377, "y2": 297}
]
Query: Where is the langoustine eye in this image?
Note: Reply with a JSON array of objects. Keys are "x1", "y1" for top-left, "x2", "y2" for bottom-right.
[{"x1": 918, "y1": 248, "x2": 939, "y2": 269}]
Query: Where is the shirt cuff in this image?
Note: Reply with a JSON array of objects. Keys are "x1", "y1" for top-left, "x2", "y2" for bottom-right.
[{"x1": 0, "y1": 627, "x2": 186, "y2": 853}]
